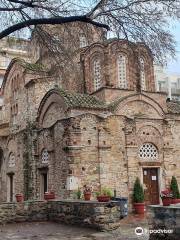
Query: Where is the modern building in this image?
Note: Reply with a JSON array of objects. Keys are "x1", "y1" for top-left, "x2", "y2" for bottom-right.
[
  {"x1": 0, "y1": 37, "x2": 29, "y2": 86},
  {"x1": 154, "y1": 65, "x2": 180, "y2": 100},
  {"x1": 0, "y1": 23, "x2": 179, "y2": 209}
]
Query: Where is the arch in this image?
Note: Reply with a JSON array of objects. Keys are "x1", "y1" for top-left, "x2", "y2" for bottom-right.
[
  {"x1": 108, "y1": 39, "x2": 135, "y2": 55},
  {"x1": 82, "y1": 42, "x2": 105, "y2": 56},
  {"x1": 1, "y1": 58, "x2": 24, "y2": 93},
  {"x1": 113, "y1": 93, "x2": 165, "y2": 119},
  {"x1": 37, "y1": 89, "x2": 68, "y2": 128},
  {"x1": 137, "y1": 124, "x2": 162, "y2": 138},
  {"x1": 136, "y1": 124, "x2": 163, "y2": 150}
]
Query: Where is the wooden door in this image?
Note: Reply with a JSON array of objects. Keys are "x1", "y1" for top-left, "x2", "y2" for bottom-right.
[
  {"x1": 143, "y1": 168, "x2": 159, "y2": 205},
  {"x1": 43, "y1": 172, "x2": 48, "y2": 194},
  {"x1": 9, "y1": 174, "x2": 14, "y2": 202},
  {"x1": 39, "y1": 169, "x2": 48, "y2": 199}
]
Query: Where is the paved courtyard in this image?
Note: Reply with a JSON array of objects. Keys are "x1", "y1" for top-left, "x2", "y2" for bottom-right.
[{"x1": 0, "y1": 214, "x2": 149, "y2": 240}]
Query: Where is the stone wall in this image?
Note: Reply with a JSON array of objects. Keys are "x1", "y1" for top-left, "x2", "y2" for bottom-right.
[
  {"x1": 147, "y1": 205, "x2": 180, "y2": 240},
  {"x1": 0, "y1": 200, "x2": 121, "y2": 230},
  {"x1": 0, "y1": 201, "x2": 47, "y2": 224},
  {"x1": 48, "y1": 200, "x2": 121, "y2": 230}
]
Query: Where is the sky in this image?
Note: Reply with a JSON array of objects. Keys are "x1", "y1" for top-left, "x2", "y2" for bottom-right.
[{"x1": 167, "y1": 21, "x2": 180, "y2": 74}]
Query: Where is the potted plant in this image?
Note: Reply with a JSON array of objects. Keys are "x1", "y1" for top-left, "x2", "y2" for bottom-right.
[
  {"x1": 44, "y1": 190, "x2": 55, "y2": 200},
  {"x1": 83, "y1": 185, "x2": 92, "y2": 201},
  {"x1": 96, "y1": 187, "x2": 113, "y2": 202},
  {"x1": 15, "y1": 193, "x2": 24, "y2": 202},
  {"x1": 133, "y1": 178, "x2": 145, "y2": 214},
  {"x1": 75, "y1": 188, "x2": 82, "y2": 200},
  {"x1": 160, "y1": 189, "x2": 172, "y2": 206},
  {"x1": 170, "y1": 176, "x2": 180, "y2": 204}
]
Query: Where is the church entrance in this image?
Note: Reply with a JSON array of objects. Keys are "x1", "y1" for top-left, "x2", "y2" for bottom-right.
[
  {"x1": 7, "y1": 173, "x2": 14, "y2": 202},
  {"x1": 39, "y1": 168, "x2": 48, "y2": 199},
  {"x1": 143, "y1": 168, "x2": 159, "y2": 205}
]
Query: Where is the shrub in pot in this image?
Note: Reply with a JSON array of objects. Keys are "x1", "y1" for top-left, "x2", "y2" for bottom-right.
[
  {"x1": 96, "y1": 187, "x2": 113, "y2": 202},
  {"x1": 160, "y1": 189, "x2": 172, "y2": 206},
  {"x1": 170, "y1": 176, "x2": 180, "y2": 204},
  {"x1": 133, "y1": 178, "x2": 145, "y2": 214}
]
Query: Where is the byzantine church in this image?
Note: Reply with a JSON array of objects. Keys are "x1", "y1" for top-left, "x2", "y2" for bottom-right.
[{"x1": 0, "y1": 22, "x2": 179, "y2": 207}]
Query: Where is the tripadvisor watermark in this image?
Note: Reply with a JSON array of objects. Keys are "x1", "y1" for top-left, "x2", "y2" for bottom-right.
[{"x1": 135, "y1": 227, "x2": 173, "y2": 236}]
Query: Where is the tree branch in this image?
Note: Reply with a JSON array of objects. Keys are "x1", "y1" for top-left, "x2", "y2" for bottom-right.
[
  {"x1": 87, "y1": 0, "x2": 108, "y2": 18},
  {"x1": 0, "y1": 15, "x2": 109, "y2": 39},
  {"x1": 8, "y1": 0, "x2": 37, "y2": 8},
  {"x1": 0, "y1": 7, "x2": 24, "y2": 11},
  {"x1": 7, "y1": 0, "x2": 57, "y2": 11}
]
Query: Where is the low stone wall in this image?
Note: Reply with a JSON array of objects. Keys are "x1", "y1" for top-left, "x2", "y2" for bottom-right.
[
  {"x1": 0, "y1": 201, "x2": 48, "y2": 224},
  {"x1": 48, "y1": 200, "x2": 121, "y2": 230},
  {"x1": 147, "y1": 205, "x2": 180, "y2": 240},
  {"x1": 0, "y1": 200, "x2": 121, "y2": 230}
]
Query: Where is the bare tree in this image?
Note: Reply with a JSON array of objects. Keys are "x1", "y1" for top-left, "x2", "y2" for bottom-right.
[{"x1": 0, "y1": 0, "x2": 180, "y2": 63}]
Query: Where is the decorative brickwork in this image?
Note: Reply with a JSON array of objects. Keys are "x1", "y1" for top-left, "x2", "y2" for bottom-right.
[{"x1": 0, "y1": 23, "x2": 179, "y2": 210}]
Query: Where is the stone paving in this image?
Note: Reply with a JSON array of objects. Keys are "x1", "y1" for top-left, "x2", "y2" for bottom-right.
[{"x1": 0, "y1": 214, "x2": 149, "y2": 240}]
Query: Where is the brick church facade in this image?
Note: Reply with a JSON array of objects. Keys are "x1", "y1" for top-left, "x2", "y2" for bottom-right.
[{"x1": 0, "y1": 23, "x2": 179, "y2": 207}]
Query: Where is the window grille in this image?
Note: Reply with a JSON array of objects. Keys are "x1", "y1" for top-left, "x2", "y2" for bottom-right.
[
  {"x1": 140, "y1": 57, "x2": 146, "y2": 90},
  {"x1": 9, "y1": 153, "x2": 15, "y2": 167},
  {"x1": 41, "y1": 149, "x2": 49, "y2": 163},
  {"x1": 139, "y1": 143, "x2": 158, "y2": 160},
  {"x1": 79, "y1": 35, "x2": 87, "y2": 48},
  {"x1": 93, "y1": 59, "x2": 101, "y2": 90},
  {"x1": 118, "y1": 54, "x2": 127, "y2": 88}
]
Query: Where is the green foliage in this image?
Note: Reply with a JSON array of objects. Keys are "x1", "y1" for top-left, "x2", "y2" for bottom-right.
[
  {"x1": 101, "y1": 187, "x2": 113, "y2": 197},
  {"x1": 95, "y1": 191, "x2": 101, "y2": 197},
  {"x1": 95, "y1": 187, "x2": 113, "y2": 197},
  {"x1": 75, "y1": 188, "x2": 82, "y2": 199},
  {"x1": 133, "y1": 177, "x2": 144, "y2": 203},
  {"x1": 170, "y1": 176, "x2": 180, "y2": 199}
]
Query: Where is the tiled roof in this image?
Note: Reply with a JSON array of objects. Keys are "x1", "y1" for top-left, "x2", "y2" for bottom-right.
[
  {"x1": 15, "y1": 58, "x2": 47, "y2": 72},
  {"x1": 2, "y1": 58, "x2": 48, "y2": 91},
  {"x1": 107, "y1": 95, "x2": 127, "y2": 111},
  {"x1": 167, "y1": 101, "x2": 180, "y2": 114},
  {"x1": 58, "y1": 88, "x2": 107, "y2": 109}
]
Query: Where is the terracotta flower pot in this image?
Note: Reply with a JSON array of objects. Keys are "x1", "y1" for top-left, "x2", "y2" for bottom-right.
[
  {"x1": 15, "y1": 194, "x2": 24, "y2": 202},
  {"x1": 97, "y1": 195, "x2": 111, "y2": 202},
  {"x1": 84, "y1": 192, "x2": 91, "y2": 201},
  {"x1": 44, "y1": 191, "x2": 55, "y2": 200},
  {"x1": 134, "y1": 203, "x2": 145, "y2": 214},
  {"x1": 162, "y1": 197, "x2": 172, "y2": 206},
  {"x1": 171, "y1": 198, "x2": 180, "y2": 204}
]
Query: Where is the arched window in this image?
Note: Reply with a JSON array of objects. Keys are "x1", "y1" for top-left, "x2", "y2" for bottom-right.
[
  {"x1": 9, "y1": 152, "x2": 15, "y2": 168},
  {"x1": 41, "y1": 149, "x2": 49, "y2": 164},
  {"x1": 118, "y1": 54, "x2": 127, "y2": 88},
  {"x1": 140, "y1": 57, "x2": 146, "y2": 90},
  {"x1": 93, "y1": 58, "x2": 101, "y2": 91},
  {"x1": 139, "y1": 143, "x2": 158, "y2": 160},
  {"x1": 79, "y1": 34, "x2": 88, "y2": 48}
]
